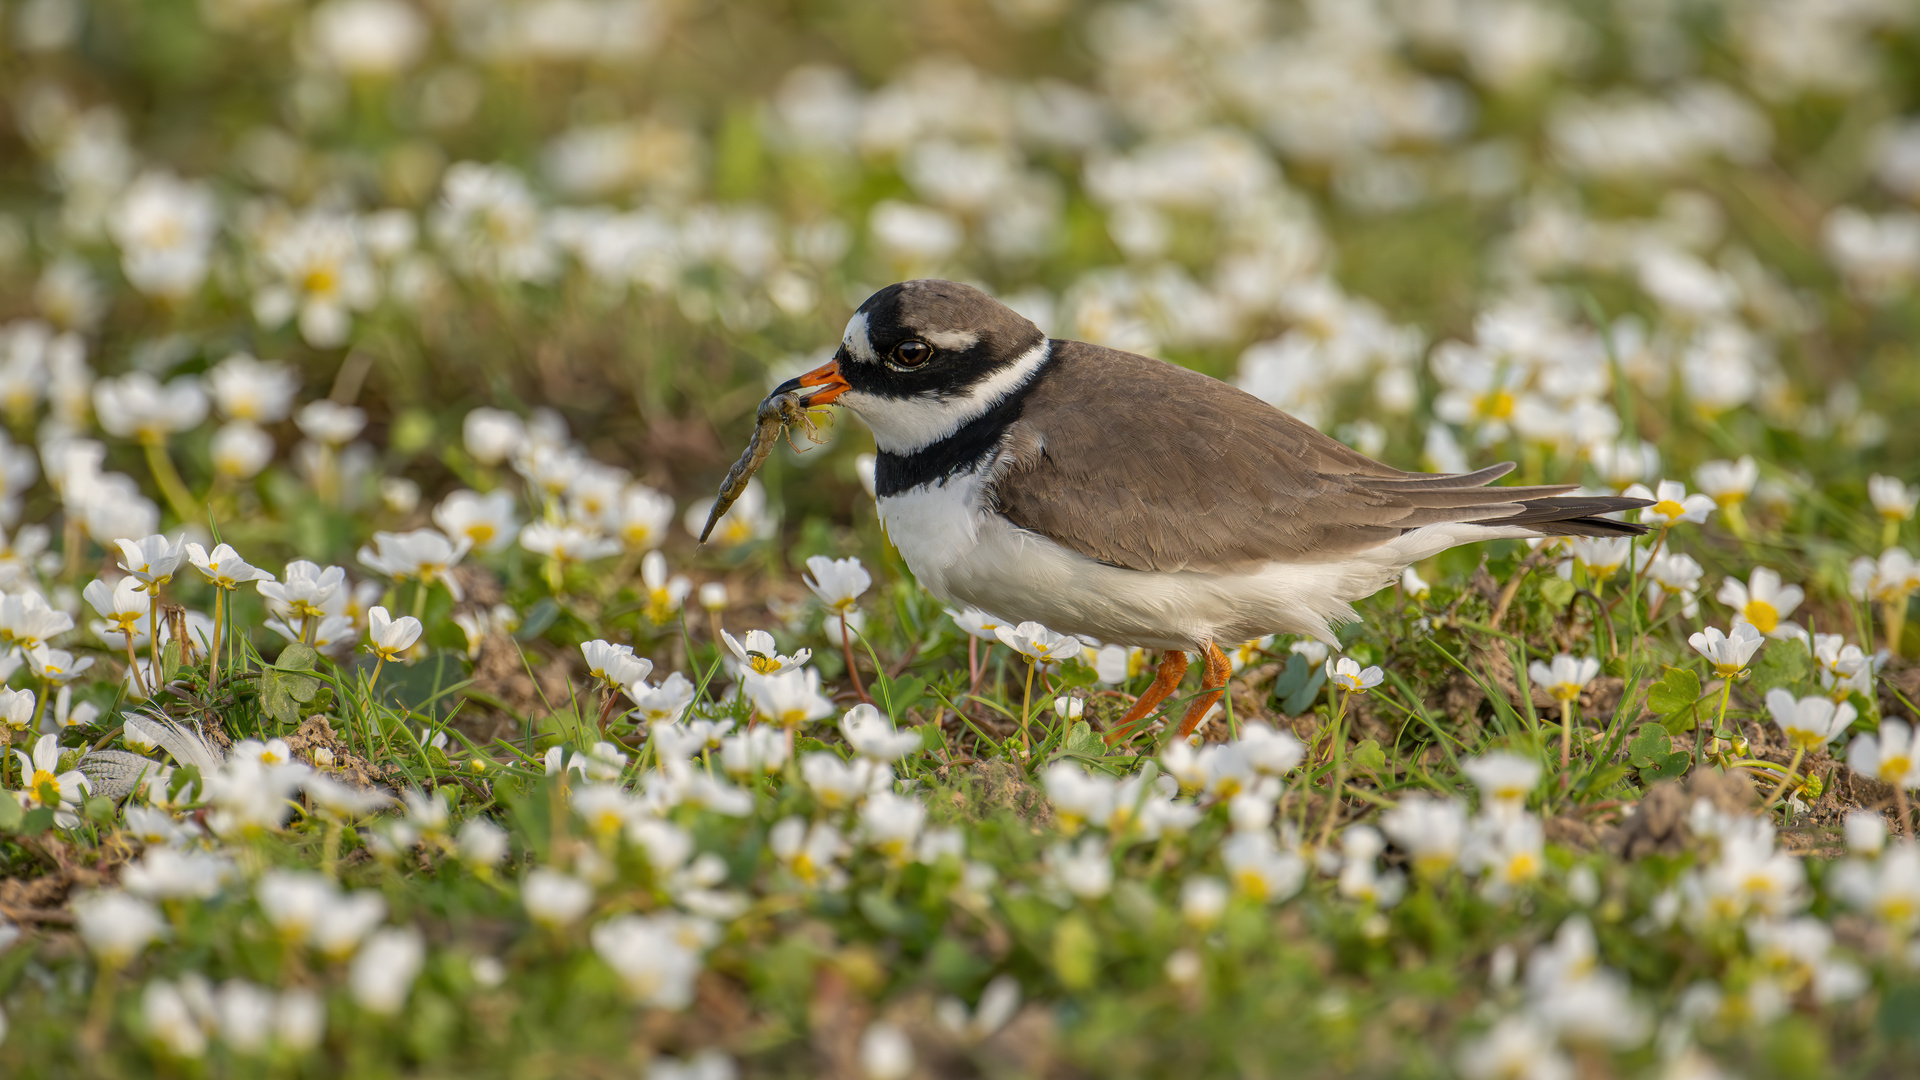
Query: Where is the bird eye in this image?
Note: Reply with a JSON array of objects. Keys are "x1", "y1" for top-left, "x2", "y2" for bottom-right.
[{"x1": 892, "y1": 340, "x2": 932, "y2": 368}]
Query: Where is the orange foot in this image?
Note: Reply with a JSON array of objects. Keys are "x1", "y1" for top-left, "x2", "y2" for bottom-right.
[
  {"x1": 1103, "y1": 650, "x2": 1189, "y2": 745},
  {"x1": 1173, "y1": 641, "x2": 1231, "y2": 741}
]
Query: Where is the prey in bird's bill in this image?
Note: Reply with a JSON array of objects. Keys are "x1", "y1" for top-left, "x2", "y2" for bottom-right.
[{"x1": 698, "y1": 388, "x2": 829, "y2": 544}]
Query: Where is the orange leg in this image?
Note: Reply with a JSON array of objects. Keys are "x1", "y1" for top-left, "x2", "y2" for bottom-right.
[
  {"x1": 1174, "y1": 642, "x2": 1232, "y2": 741},
  {"x1": 1103, "y1": 650, "x2": 1189, "y2": 745}
]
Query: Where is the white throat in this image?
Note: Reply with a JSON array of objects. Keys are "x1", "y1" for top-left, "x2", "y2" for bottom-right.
[{"x1": 839, "y1": 338, "x2": 1051, "y2": 455}]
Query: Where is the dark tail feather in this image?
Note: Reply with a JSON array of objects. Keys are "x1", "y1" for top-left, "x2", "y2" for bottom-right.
[{"x1": 1498, "y1": 495, "x2": 1652, "y2": 537}]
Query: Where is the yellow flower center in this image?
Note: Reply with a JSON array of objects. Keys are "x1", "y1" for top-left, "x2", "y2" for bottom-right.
[
  {"x1": 1652, "y1": 499, "x2": 1685, "y2": 519},
  {"x1": 303, "y1": 265, "x2": 339, "y2": 297},
  {"x1": 467, "y1": 524, "x2": 496, "y2": 545},
  {"x1": 1503, "y1": 852, "x2": 1540, "y2": 883},
  {"x1": 1786, "y1": 728, "x2": 1825, "y2": 751},
  {"x1": 749, "y1": 655, "x2": 781, "y2": 675},
  {"x1": 1881, "y1": 755, "x2": 1912, "y2": 780},
  {"x1": 31, "y1": 770, "x2": 60, "y2": 807},
  {"x1": 1744, "y1": 600, "x2": 1779, "y2": 634},
  {"x1": 1233, "y1": 867, "x2": 1269, "y2": 901},
  {"x1": 1475, "y1": 390, "x2": 1515, "y2": 420}
]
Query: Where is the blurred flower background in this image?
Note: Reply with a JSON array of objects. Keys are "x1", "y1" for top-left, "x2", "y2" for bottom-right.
[{"x1": 1, "y1": 0, "x2": 1920, "y2": 1075}]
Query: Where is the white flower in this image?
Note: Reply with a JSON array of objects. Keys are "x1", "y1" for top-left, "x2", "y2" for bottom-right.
[
  {"x1": 770, "y1": 816, "x2": 850, "y2": 889},
  {"x1": 116, "y1": 534, "x2": 188, "y2": 588},
  {"x1": 1462, "y1": 753, "x2": 1541, "y2": 818},
  {"x1": 457, "y1": 818, "x2": 510, "y2": 869},
  {"x1": 24, "y1": 644, "x2": 93, "y2": 684},
  {"x1": 1869, "y1": 474, "x2": 1918, "y2": 522},
  {"x1": 1694, "y1": 456, "x2": 1759, "y2": 506},
  {"x1": 1850, "y1": 549, "x2": 1920, "y2": 606},
  {"x1": 994, "y1": 621, "x2": 1080, "y2": 663},
  {"x1": 742, "y1": 667, "x2": 835, "y2": 729},
  {"x1": 839, "y1": 703, "x2": 922, "y2": 761},
  {"x1": 947, "y1": 607, "x2": 1006, "y2": 641},
  {"x1": 1455, "y1": 1015, "x2": 1571, "y2": 1080},
  {"x1": 1717, "y1": 567, "x2": 1805, "y2": 640},
  {"x1": 366, "y1": 606, "x2": 423, "y2": 662},
  {"x1": 310, "y1": 890, "x2": 388, "y2": 960},
  {"x1": 686, "y1": 479, "x2": 774, "y2": 547},
  {"x1": 72, "y1": 890, "x2": 164, "y2": 966},
  {"x1": 211, "y1": 421, "x2": 275, "y2": 478},
  {"x1": 1181, "y1": 877, "x2": 1230, "y2": 928},
  {"x1": 1400, "y1": 566, "x2": 1431, "y2": 599},
  {"x1": 295, "y1": 401, "x2": 367, "y2": 446},
  {"x1": 311, "y1": 0, "x2": 429, "y2": 76},
  {"x1": 1220, "y1": 832, "x2": 1306, "y2": 902},
  {"x1": 0, "y1": 592, "x2": 75, "y2": 651},
  {"x1": 610, "y1": 485, "x2": 676, "y2": 552},
  {"x1": 520, "y1": 520, "x2": 621, "y2": 566},
  {"x1": 859, "y1": 1020, "x2": 914, "y2": 1080},
  {"x1": 1561, "y1": 536, "x2": 1632, "y2": 581},
  {"x1": 590, "y1": 914, "x2": 702, "y2": 1009},
  {"x1": 95, "y1": 374, "x2": 209, "y2": 442},
  {"x1": 1766, "y1": 689, "x2": 1855, "y2": 752},
  {"x1": 185, "y1": 542, "x2": 276, "y2": 590},
  {"x1": 580, "y1": 639, "x2": 651, "y2": 687},
  {"x1": 143, "y1": 979, "x2": 210, "y2": 1058},
  {"x1": 1529, "y1": 655, "x2": 1599, "y2": 704},
  {"x1": 208, "y1": 353, "x2": 300, "y2": 423},
  {"x1": 1843, "y1": 810, "x2": 1888, "y2": 856},
  {"x1": 1045, "y1": 836, "x2": 1114, "y2": 901},
  {"x1": 626, "y1": 672, "x2": 697, "y2": 726},
  {"x1": 523, "y1": 868, "x2": 595, "y2": 929},
  {"x1": 1622, "y1": 479, "x2": 1716, "y2": 525},
  {"x1": 109, "y1": 171, "x2": 219, "y2": 299},
  {"x1": 358, "y1": 529, "x2": 471, "y2": 599},
  {"x1": 463, "y1": 408, "x2": 525, "y2": 465},
  {"x1": 258, "y1": 561, "x2": 346, "y2": 622},
  {"x1": 859, "y1": 790, "x2": 927, "y2": 863},
  {"x1": 1688, "y1": 624, "x2": 1765, "y2": 678},
  {"x1": 349, "y1": 927, "x2": 424, "y2": 1015},
  {"x1": 800, "y1": 752, "x2": 890, "y2": 810},
  {"x1": 1325, "y1": 657, "x2": 1384, "y2": 693},
  {"x1": 1380, "y1": 796, "x2": 1469, "y2": 878},
  {"x1": 85, "y1": 574, "x2": 150, "y2": 636},
  {"x1": 804, "y1": 555, "x2": 872, "y2": 613},
  {"x1": 719, "y1": 726, "x2": 788, "y2": 777},
  {"x1": 122, "y1": 846, "x2": 232, "y2": 901},
  {"x1": 721, "y1": 628, "x2": 810, "y2": 676},
  {"x1": 1849, "y1": 719, "x2": 1919, "y2": 790}
]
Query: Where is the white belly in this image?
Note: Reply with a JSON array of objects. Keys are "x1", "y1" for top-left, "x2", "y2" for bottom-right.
[{"x1": 878, "y1": 468, "x2": 1527, "y2": 649}]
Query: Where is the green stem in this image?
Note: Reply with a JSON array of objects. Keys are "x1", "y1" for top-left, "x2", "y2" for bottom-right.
[
  {"x1": 140, "y1": 438, "x2": 200, "y2": 525},
  {"x1": 207, "y1": 589, "x2": 224, "y2": 693},
  {"x1": 1885, "y1": 595, "x2": 1909, "y2": 660},
  {"x1": 1560, "y1": 699, "x2": 1576, "y2": 769},
  {"x1": 411, "y1": 578, "x2": 430, "y2": 624},
  {"x1": 1316, "y1": 689, "x2": 1350, "y2": 849},
  {"x1": 148, "y1": 598, "x2": 161, "y2": 689},
  {"x1": 125, "y1": 632, "x2": 147, "y2": 699},
  {"x1": 1019, "y1": 658, "x2": 1036, "y2": 758},
  {"x1": 1763, "y1": 745, "x2": 1808, "y2": 808},
  {"x1": 1701, "y1": 677, "x2": 1733, "y2": 770}
]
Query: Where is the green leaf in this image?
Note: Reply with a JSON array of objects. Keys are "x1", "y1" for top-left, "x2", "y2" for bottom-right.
[
  {"x1": 1640, "y1": 751, "x2": 1691, "y2": 784},
  {"x1": 882, "y1": 675, "x2": 927, "y2": 720},
  {"x1": 161, "y1": 639, "x2": 185, "y2": 685},
  {"x1": 916, "y1": 723, "x2": 946, "y2": 754},
  {"x1": 1627, "y1": 723, "x2": 1672, "y2": 768},
  {"x1": 261, "y1": 664, "x2": 322, "y2": 728},
  {"x1": 1351, "y1": 739, "x2": 1387, "y2": 774},
  {"x1": 1272, "y1": 654, "x2": 1309, "y2": 700},
  {"x1": 1648, "y1": 668, "x2": 1703, "y2": 732},
  {"x1": 84, "y1": 796, "x2": 116, "y2": 826},
  {"x1": 275, "y1": 643, "x2": 320, "y2": 672},
  {"x1": 514, "y1": 598, "x2": 560, "y2": 642},
  {"x1": 0, "y1": 788, "x2": 22, "y2": 832},
  {"x1": 1576, "y1": 764, "x2": 1629, "y2": 799},
  {"x1": 1281, "y1": 664, "x2": 1326, "y2": 717},
  {"x1": 1749, "y1": 639, "x2": 1811, "y2": 698},
  {"x1": 19, "y1": 807, "x2": 54, "y2": 835},
  {"x1": 1052, "y1": 721, "x2": 1104, "y2": 762},
  {"x1": 1538, "y1": 576, "x2": 1577, "y2": 609}
]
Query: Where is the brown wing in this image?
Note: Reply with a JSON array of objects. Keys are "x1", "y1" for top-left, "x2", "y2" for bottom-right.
[{"x1": 991, "y1": 341, "x2": 1644, "y2": 573}]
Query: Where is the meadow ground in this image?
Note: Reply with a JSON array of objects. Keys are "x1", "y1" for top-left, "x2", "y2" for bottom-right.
[{"x1": 4, "y1": 1, "x2": 1920, "y2": 1077}]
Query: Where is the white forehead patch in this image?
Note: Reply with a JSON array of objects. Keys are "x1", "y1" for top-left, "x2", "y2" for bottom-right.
[
  {"x1": 842, "y1": 311, "x2": 878, "y2": 364},
  {"x1": 922, "y1": 329, "x2": 979, "y2": 351}
]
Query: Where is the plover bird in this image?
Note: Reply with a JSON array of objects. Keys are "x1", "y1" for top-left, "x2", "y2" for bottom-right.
[{"x1": 774, "y1": 280, "x2": 1648, "y2": 742}]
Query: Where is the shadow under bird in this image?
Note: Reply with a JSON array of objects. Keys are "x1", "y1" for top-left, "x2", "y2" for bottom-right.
[{"x1": 761, "y1": 279, "x2": 1649, "y2": 743}]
